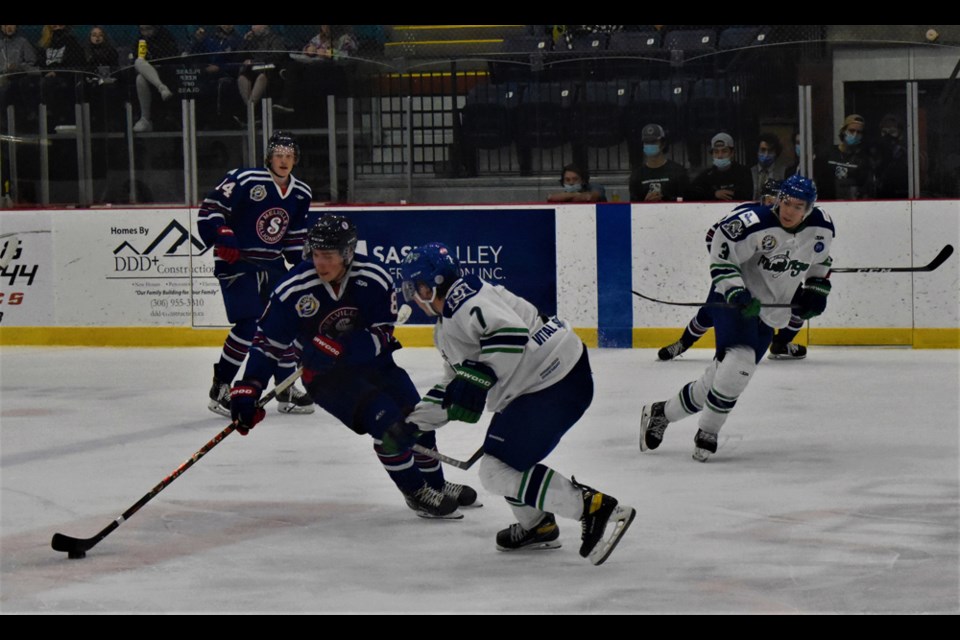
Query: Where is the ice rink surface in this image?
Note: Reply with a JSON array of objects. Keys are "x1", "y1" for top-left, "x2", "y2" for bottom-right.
[{"x1": 1, "y1": 345, "x2": 957, "y2": 614}]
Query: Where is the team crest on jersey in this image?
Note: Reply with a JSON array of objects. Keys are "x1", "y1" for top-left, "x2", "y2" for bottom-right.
[
  {"x1": 761, "y1": 234, "x2": 777, "y2": 251},
  {"x1": 320, "y1": 306, "x2": 359, "y2": 335},
  {"x1": 250, "y1": 185, "x2": 267, "y2": 202},
  {"x1": 256, "y1": 208, "x2": 290, "y2": 244},
  {"x1": 295, "y1": 294, "x2": 320, "y2": 318},
  {"x1": 722, "y1": 219, "x2": 745, "y2": 239},
  {"x1": 814, "y1": 241, "x2": 825, "y2": 253},
  {"x1": 445, "y1": 280, "x2": 477, "y2": 313}
]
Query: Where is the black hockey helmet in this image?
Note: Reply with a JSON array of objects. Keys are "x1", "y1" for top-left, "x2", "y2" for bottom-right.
[
  {"x1": 265, "y1": 130, "x2": 300, "y2": 165},
  {"x1": 304, "y1": 215, "x2": 358, "y2": 264}
]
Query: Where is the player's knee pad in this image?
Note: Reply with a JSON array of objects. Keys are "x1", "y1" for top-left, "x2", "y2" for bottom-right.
[
  {"x1": 478, "y1": 455, "x2": 525, "y2": 497},
  {"x1": 713, "y1": 345, "x2": 757, "y2": 398},
  {"x1": 230, "y1": 317, "x2": 258, "y2": 342},
  {"x1": 356, "y1": 393, "x2": 403, "y2": 438}
]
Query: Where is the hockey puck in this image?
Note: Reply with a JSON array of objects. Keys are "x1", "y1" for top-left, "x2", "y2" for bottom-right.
[{"x1": 68, "y1": 550, "x2": 86, "y2": 559}]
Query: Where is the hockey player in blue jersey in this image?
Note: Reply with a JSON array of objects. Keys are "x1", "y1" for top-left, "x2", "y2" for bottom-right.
[
  {"x1": 657, "y1": 179, "x2": 810, "y2": 361},
  {"x1": 198, "y1": 131, "x2": 314, "y2": 416},
  {"x1": 228, "y1": 216, "x2": 478, "y2": 519},
  {"x1": 388, "y1": 244, "x2": 635, "y2": 564},
  {"x1": 641, "y1": 175, "x2": 835, "y2": 461}
]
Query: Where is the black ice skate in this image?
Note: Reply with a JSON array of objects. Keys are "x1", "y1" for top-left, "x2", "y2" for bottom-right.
[
  {"x1": 658, "y1": 339, "x2": 690, "y2": 361},
  {"x1": 768, "y1": 341, "x2": 807, "y2": 360},
  {"x1": 640, "y1": 401, "x2": 669, "y2": 451},
  {"x1": 443, "y1": 481, "x2": 482, "y2": 508},
  {"x1": 496, "y1": 513, "x2": 561, "y2": 552},
  {"x1": 693, "y1": 429, "x2": 718, "y2": 462},
  {"x1": 208, "y1": 366, "x2": 231, "y2": 417},
  {"x1": 276, "y1": 383, "x2": 315, "y2": 414},
  {"x1": 404, "y1": 484, "x2": 463, "y2": 520},
  {"x1": 572, "y1": 477, "x2": 636, "y2": 566}
]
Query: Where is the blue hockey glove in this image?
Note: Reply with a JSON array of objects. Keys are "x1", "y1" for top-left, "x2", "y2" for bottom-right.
[
  {"x1": 727, "y1": 287, "x2": 761, "y2": 319},
  {"x1": 442, "y1": 360, "x2": 498, "y2": 423},
  {"x1": 795, "y1": 277, "x2": 832, "y2": 320},
  {"x1": 215, "y1": 226, "x2": 240, "y2": 264},
  {"x1": 380, "y1": 421, "x2": 423, "y2": 455},
  {"x1": 230, "y1": 380, "x2": 265, "y2": 435},
  {"x1": 302, "y1": 334, "x2": 343, "y2": 383}
]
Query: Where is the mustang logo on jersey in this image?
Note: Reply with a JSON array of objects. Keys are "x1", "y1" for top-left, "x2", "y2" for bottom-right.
[
  {"x1": 761, "y1": 234, "x2": 778, "y2": 251},
  {"x1": 250, "y1": 185, "x2": 267, "y2": 202},
  {"x1": 295, "y1": 294, "x2": 320, "y2": 318},
  {"x1": 757, "y1": 251, "x2": 810, "y2": 278},
  {"x1": 445, "y1": 280, "x2": 478, "y2": 313},
  {"x1": 256, "y1": 208, "x2": 289, "y2": 244}
]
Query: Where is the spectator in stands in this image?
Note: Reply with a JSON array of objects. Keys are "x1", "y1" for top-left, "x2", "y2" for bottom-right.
[
  {"x1": 84, "y1": 26, "x2": 118, "y2": 70},
  {"x1": 37, "y1": 25, "x2": 85, "y2": 131},
  {"x1": 628, "y1": 123, "x2": 688, "y2": 202},
  {"x1": 547, "y1": 163, "x2": 606, "y2": 202},
  {"x1": 751, "y1": 133, "x2": 786, "y2": 200},
  {"x1": 824, "y1": 114, "x2": 873, "y2": 200},
  {"x1": 0, "y1": 24, "x2": 38, "y2": 111},
  {"x1": 132, "y1": 25, "x2": 180, "y2": 133},
  {"x1": 689, "y1": 132, "x2": 752, "y2": 202},
  {"x1": 874, "y1": 113, "x2": 908, "y2": 199},
  {"x1": 274, "y1": 25, "x2": 357, "y2": 114},
  {"x1": 237, "y1": 25, "x2": 288, "y2": 111},
  {"x1": 185, "y1": 25, "x2": 242, "y2": 123}
]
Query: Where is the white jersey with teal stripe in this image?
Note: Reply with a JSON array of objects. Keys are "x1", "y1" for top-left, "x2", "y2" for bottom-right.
[
  {"x1": 407, "y1": 275, "x2": 583, "y2": 430},
  {"x1": 710, "y1": 203, "x2": 835, "y2": 328}
]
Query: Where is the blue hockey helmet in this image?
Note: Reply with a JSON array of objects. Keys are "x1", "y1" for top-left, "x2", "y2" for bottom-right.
[
  {"x1": 265, "y1": 130, "x2": 300, "y2": 165},
  {"x1": 398, "y1": 243, "x2": 460, "y2": 311},
  {"x1": 304, "y1": 215, "x2": 358, "y2": 264},
  {"x1": 776, "y1": 174, "x2": 817, "y2": 220}
]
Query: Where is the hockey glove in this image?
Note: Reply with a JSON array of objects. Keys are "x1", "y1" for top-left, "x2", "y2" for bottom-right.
[
  {"x1": 302, "y1": 334, "x2": 344, "y2": 383},
  {"x1": 442, "y1": 360, "x2": 498, "y2": 424},
  {"x1": 215, "y1": 226, "x2": 240, "y2": 264},
  {"x1": 230, "y1": 380, "x2": 265, "y2": 435},
  {"x1": 727, "y1": 287, "x2": 761, "y2": 319},
  {"x1": 380, "y1": 421, "x2": 423, "y2": 455},
  {"x1": 795, "y1": 277, "x2": 831, "y2": 320}
]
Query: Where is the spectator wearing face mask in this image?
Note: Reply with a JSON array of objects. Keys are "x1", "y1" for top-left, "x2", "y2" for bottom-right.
[
  {"x1": 628, "y1": 123, "x2": 689, "y2": 202},
  {"x1": 824, "y1": 114, "x2": 874, "y2": 200},
  {"x1": 751, "y1": 133, "x2": 786, "y2": 201},
  {"x1": 689, "y1": 132, "x2": 752, "y2": 202},
  {"x1": 547, "y1": 163, "x2": 606, "y2": 202}
]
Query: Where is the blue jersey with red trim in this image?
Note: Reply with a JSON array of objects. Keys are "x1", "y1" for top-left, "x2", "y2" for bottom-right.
[
  {"x1": 197, "y1": 167, "x2": 310, "y2": 277},
  {"x1": 244, "y1": 254, "x2": 401, "y2": 385}
]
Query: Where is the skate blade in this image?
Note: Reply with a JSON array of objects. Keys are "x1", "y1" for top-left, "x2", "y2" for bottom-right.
[
  {"x1": 277, "y1": 403, "x2": 316, "y2": 414},
  {"x1": 496, "y1": 540, "x2": 562, "y2": 552},
  {"x1": 416, "y1": 509, "x2": 464, "y2": 520},
  {"x1": 639, "y1": 405, "x2": 652, "y2": 452},
  {"x1": 208, "y1": 401, "x2": 231, "y2": 417},
  {"x1": 692, "y1": 447, "x2": 713, "y2": 462},
  {"x1": 768, "y1": 353, "x2": 806, "y2": 361},
  {"x1": 588, "y1": 506, "x2": 636, "y2": 566}
]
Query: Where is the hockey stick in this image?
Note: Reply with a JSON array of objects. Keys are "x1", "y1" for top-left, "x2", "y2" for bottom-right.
[
  {"x1": 631, "y1": 290, "x2": 795, "y2": 309},
  {"x1": 50, "y1": 367, "x2": 304, "y2": 560},
  {"x1": 829, "y1": 244, "x2": 954, "y2": 273},
  {"x1": 412, "y1": 444, "x2": 485, "y2": 470}
]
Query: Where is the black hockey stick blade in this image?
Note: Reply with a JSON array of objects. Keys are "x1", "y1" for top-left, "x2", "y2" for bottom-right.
[
  {"x1": 630, "y1": 290, "x2": 794, "y2": 309},
  {"x1": 830, "y1": 244, "x2": 954, "y2": 273},
  {"x1": 412, "y1": 444, "x2": 485, "y2": 470},
  {"x1": 51, "y1": 368, "x2": 303, "y2": 559}
]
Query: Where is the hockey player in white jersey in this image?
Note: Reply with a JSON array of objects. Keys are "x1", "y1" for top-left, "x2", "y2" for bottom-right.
[
  {"x1": 386, "y1": 243, "x2": 636, "y2": 565},
  {"x1": 641, "y1": 175, "x2": 835, "y2": 461}
]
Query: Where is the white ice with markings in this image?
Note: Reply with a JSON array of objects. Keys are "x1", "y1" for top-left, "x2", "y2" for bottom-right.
[{"x1": 1, "y1": 346, "x2": 957, "y2": 613}]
